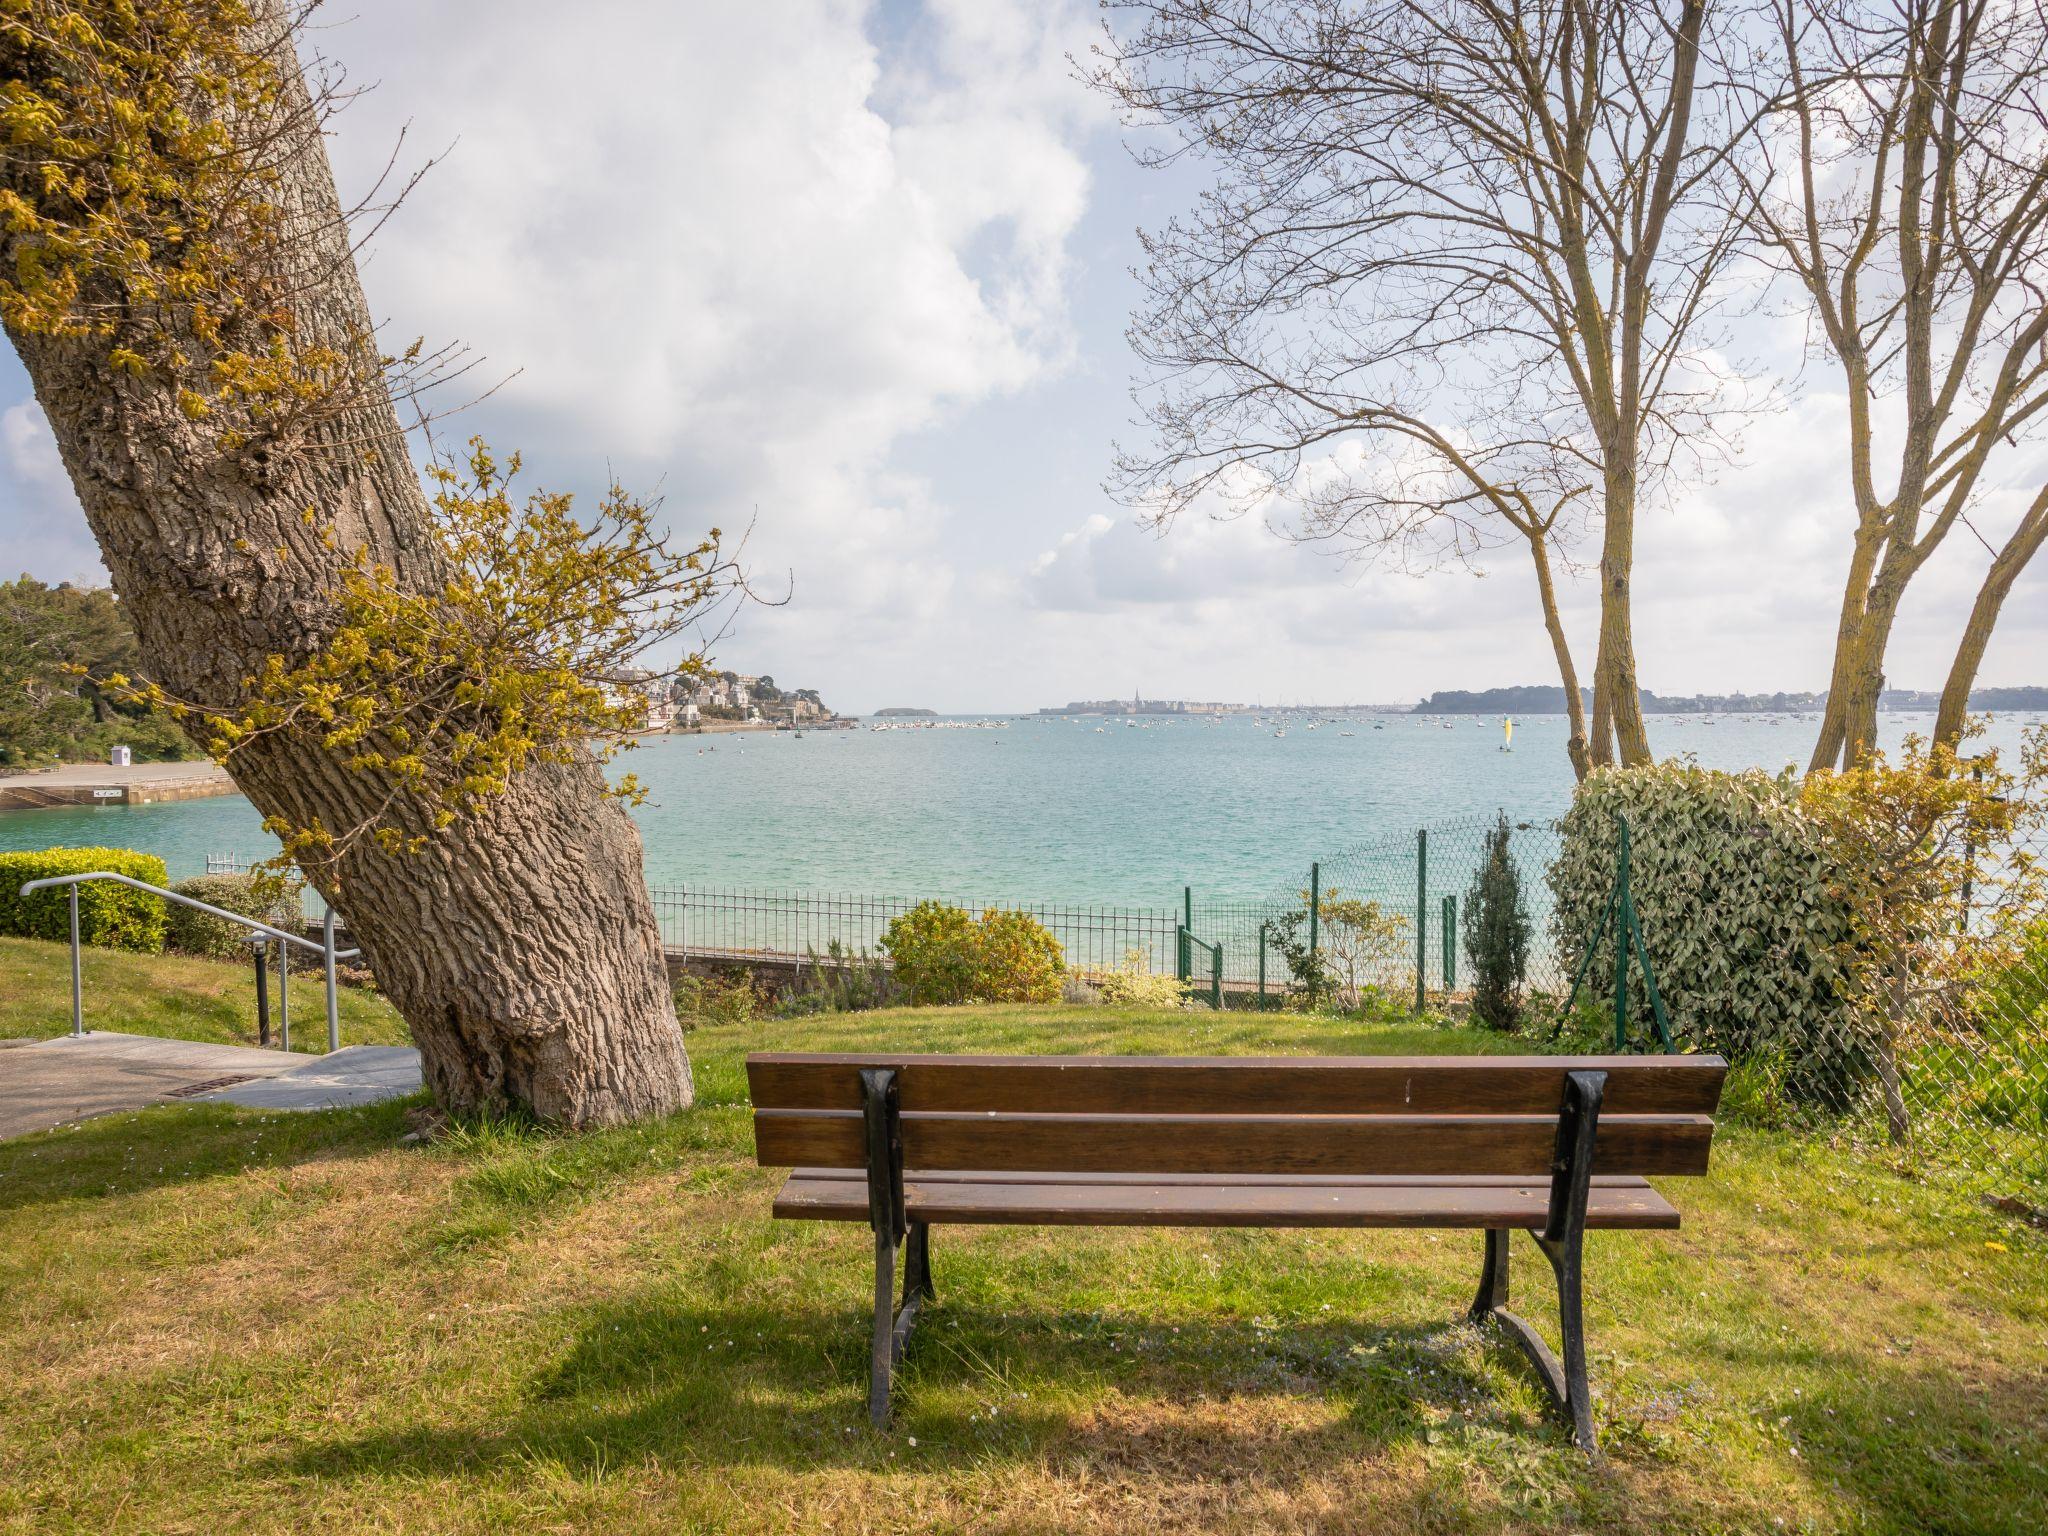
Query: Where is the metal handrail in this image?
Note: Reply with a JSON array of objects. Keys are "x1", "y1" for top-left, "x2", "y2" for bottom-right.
[{"x1": 18, "y1": 870, "x2": 361, "y2": 1049}]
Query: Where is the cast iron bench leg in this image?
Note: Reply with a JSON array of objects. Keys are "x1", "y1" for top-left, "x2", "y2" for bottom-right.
[
  {"x1": 868, "y1": 1221, "x2": 935, "y2": 1426},
  {"x1": 869, "y1": 1225, "x2": 897, "y2": 1428},
  {"x1": 1465, "y1": 1068, "x2": 1605, "y2": 1455}
]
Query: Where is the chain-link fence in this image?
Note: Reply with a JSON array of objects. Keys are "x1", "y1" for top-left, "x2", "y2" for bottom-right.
[{"x1": 1180, "y1": 813, "x2": 1567, "y2": 1009}]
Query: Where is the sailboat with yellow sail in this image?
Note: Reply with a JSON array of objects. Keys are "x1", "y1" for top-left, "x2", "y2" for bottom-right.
[{"x1": 1499, "y1": 716, "x2": 1513, "y2": 752}]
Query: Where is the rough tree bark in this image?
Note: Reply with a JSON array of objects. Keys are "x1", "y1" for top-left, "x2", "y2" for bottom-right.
[{"x1": 0, "y1": 4, "x2": 691, "y2": 1125}]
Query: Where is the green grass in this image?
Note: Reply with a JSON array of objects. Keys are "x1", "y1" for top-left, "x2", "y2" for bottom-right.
[
  {"x1": 0, "y1": 1000, "x2": 2042, "y2": 1534},
  {"x1": 0, "y1": 934, "x2": 410, "y2": 1051}
]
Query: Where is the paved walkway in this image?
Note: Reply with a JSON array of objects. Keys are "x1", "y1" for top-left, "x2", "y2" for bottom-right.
[
  {"x1": 0, "y1": 760, "x2": 231, "y2": 787},
  {"x1": 0, "y1": 1032, "x2": 422, "y2": 1139}
]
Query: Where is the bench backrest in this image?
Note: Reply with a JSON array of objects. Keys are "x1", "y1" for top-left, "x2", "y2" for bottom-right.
[{"x1": 747, "y1": 1053, "x2": 1726, "y2": 1179}]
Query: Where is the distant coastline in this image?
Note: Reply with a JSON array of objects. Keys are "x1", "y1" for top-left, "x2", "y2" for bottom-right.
[
  {"x1": 1413, "y1": 685, "x2": 2048, "y2": 715},
  {"x1": 873, "y1": 707, "x2": 938, "y2": 718}
]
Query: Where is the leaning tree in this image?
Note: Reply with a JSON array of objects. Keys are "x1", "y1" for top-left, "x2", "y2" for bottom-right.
[
  {"x1": 1091, "y1": 0, "x2": 1763, "y2": 776},
  {"x1": 1740, "y1": 0, "x2": 2048, "y2": 768},
  {"x1": 0, "y1": 1, "x2": 739, "y2": 1125}
]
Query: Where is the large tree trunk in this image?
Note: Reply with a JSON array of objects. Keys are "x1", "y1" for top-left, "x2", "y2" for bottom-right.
[
  {"x1": 1813, "y1": 549, "x2": 1913, "y2": 771},
  {"x1": 1591, "y1": 465, "x2": 1652, "y2": 768},
  {"x1": 1809, "y1": 521, "x2": 1886, "y2": 771},
  {"x1": 1, "y1": 4, "x2": 690, "y2": 1126},
  {"x1": 1933, "y1": 487, "x2": 2048, "y2": 752}
]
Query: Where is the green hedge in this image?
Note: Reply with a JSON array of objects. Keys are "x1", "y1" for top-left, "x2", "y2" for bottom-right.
[
  {"x1": 1549, "y1": 764, "x2": 1876, "y2": 1109},
  {"x1": 0, "y1": 846, "x2": 169, "y2": 953},
  {"x1": 164, "y1": 874, "x2": 303, "y2": 960}
]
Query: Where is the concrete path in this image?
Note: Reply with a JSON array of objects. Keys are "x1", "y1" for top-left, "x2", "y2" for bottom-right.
[
  {"x1": 0, "y1": 1032, "x2": 421, "y2": 1139},
  {"x1": 190, "y1": 1046, "x2": 421, "y2": 1111}
]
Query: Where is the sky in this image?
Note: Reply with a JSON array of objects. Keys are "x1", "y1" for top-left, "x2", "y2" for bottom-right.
[{"x1": 1, "y1": 0, "x2": 2043, "y2": 715}]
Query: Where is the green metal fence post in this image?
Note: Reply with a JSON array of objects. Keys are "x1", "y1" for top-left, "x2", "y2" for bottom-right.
[
  {"x1": 1257, "y1": 920, "x2": 1268, "y2": 1010},
  {"x1": 1442, "y1": 893, "x2": 1456, "y2": 990},
  {"x1": 1414, "y1": 829, "x2": 1428, "y2": 1013},
  {"x1": 1306, "y1": 862, "x2": 1320, "y2": 968},
  {"x1": 1176, "y1": 924, "x2": 1188, "y2": 984},
  {"x1": 1613, "y1": 818, "x2": 1631, "y2": 1049},
  {"x1": 1211, "y1": 941, "x2": 1222, "y2": 1011}
]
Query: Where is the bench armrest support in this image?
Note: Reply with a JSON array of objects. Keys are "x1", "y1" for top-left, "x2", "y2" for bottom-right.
[
  {"x1": 861, "y1": 1068, "x2": 907, "y2": 1240},
  {"x1": 1543, "y1": 1069, "x2": 1606, "y2": 1245}
]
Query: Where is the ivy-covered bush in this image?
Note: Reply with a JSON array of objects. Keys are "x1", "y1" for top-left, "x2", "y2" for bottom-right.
[
  {"x1": 163, "y1": 873, "x2": 303, "y2": 959},
  {"x1": 1549, "y1": 764, "x2": 1874, "y2": 1108},
  {"x1": 0, "y1": 847, "x2": 169, "y2": 953},
  {"x1": 880, "y1": 902, "x2": 1066, "y2": 1006}
]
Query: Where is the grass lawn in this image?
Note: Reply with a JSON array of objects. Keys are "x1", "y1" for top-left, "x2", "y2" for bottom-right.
[
  {"x1": 0, "y1": 998, "x2": 2042, "y2": 1533},
  {"x1": 0, "y1": 935, "x2": 411, "y2": 1052}
]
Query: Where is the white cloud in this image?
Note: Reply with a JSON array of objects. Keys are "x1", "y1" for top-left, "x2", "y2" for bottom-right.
[
  {"x1": 0, "y1": 400, "x2": 102, "y2": 582},
  {"x1": 318, "y1": 0, "x2": 1097, "y2": 677}
]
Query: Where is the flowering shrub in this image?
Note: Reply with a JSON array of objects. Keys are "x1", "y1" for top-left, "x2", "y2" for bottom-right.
[{"x1": 880, "y1": 902, "x2": 1065, "y2": 1006}]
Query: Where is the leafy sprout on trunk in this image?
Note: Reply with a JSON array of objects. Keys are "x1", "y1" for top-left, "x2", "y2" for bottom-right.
[{"x1": 120, "y1": 436, "x2": 751, "y2": 869}]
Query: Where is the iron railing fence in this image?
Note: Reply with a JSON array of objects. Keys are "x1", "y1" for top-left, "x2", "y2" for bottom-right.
[{"x1": 649, "y1": 885, "x2": 1185, "y2": 979}]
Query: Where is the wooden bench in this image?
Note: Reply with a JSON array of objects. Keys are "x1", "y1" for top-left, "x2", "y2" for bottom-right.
[{"x1": 748, "y1": 1051, "x2": 1725, "y2": 1451}]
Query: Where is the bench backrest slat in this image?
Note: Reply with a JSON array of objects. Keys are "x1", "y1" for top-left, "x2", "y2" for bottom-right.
[
  {"x1": 753, "y1": 1108, "x2": 1715, "y2": 1177},
  {"x1": 747, "y1": 1053, "x2": 1726, "y2": 1180}
]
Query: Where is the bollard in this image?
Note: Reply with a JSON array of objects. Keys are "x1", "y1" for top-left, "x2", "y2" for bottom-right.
[
  {"x1": 250, "y1": 936, "x2": 271, "y2": 1047},
  {"x1": 68, "y1": 885, "x2": 83, "y2": 1037},
  {"x1": 323, "y1": 904, "x2": 340, "y2": 1054}
]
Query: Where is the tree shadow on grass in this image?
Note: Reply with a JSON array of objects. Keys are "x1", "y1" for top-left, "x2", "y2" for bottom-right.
[
  {"x1": 0, "y1": 1094, "x2": 416, "y2": 1212},
  {"x1": 277, "y1": 1292, "x2": 1529, "y2": 1484}
]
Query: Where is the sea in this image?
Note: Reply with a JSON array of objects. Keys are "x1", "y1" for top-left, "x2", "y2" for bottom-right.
[{"x1": 2, "y1": 711, "x2": 2040, "y2": 908}]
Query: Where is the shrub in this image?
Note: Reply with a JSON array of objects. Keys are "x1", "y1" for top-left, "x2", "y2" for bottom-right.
[
  {"x1": 163, "y1": 873, "x2": 303, "y2": 959},
  {"x1": 0, "y1": 846, "x2": 168, "y2": 952},
  {"x1": 774, "y1": 943, "x2": 899, "y2": 1018},
  {"x1": 971, "y1": 909, "x2": 1065, "y2": 1004},
  {"x1": 1094, "y1": 948, "x2": 1189, "y2": 1008},
  {"x1": 1317, "y1": 889, "x2": 1411, "y2": 1008},
  {"x1": 1549, "y1": 764, "x2": 1872, "y2": 1108},
  {"x1": 880, "y1": 902, "x2": 1066, "y2": 1006},
  {"x1": 673, "y1": 968, "x2": 763, "y2": 1028},
  {"x1": 1463, "y1": 812, "x2": 1532, "y2": 1030},
  {"x1": 880, "y1": 901, "x2": 981, "y2": 1005}
]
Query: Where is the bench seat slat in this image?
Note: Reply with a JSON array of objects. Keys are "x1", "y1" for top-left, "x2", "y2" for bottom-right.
[
  {"x1": 786, "y1": 1168, "x2": 1659, "y2": 1190},
  {"x1": 747, "y1": 1052, "x2": 1727, "y2": 1116},
  {"x1": 753, "y1": 1109, "x2": 1716, "y2": 1178},
  {"x1": 772, "y1": 1172, "x2": 1683, "y2": 1230}
]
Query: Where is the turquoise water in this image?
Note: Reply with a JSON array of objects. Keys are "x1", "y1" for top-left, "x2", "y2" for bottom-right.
[{"x1": 2, "y1": 712, "x2": 2038, "y2": 905}]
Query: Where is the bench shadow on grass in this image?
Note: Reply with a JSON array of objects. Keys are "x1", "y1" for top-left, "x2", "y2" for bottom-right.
[
  {"x1": 271, "y1": 1284, "x2": 2048, "y2": 1531},
  {"x1": 0, "y1": 1095, "x2": 418, "y2": 1212},
  {"x1": 279, "y1": 1293, "x2": 1544, "y2": 1484}
]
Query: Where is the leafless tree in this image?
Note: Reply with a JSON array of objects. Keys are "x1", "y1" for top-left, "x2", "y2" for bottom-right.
[
  {"x1": 1089, "y1": 0, "x2": 1763, "y2": 775},
  {"x1": 1740, "y1": 0, "x2": 2048, "y2": 768}
]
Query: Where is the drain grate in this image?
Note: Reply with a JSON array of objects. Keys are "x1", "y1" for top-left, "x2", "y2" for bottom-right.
[{"x1": 164, "y1": 1074, "x2": 260, "y2": 1099}]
